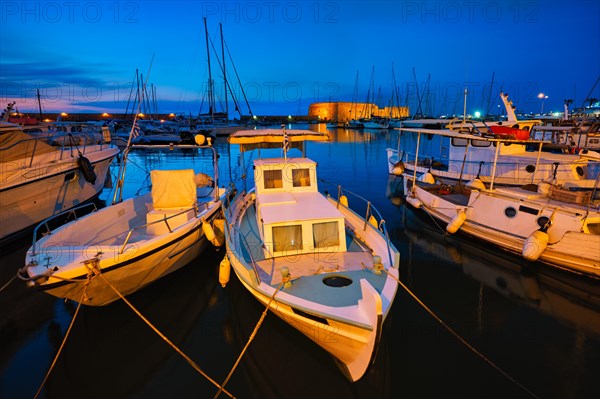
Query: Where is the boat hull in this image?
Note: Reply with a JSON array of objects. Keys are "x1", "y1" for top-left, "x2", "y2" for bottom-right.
[
  {"x1": 403, "y1": 178, "x2": 600, "y2": 277},
  {"x1": 0, "y1": 147, "x2": 118, "y2": 241},
  {"x1": 24, "y1": 190, "x2": 226, "y2": 306}
]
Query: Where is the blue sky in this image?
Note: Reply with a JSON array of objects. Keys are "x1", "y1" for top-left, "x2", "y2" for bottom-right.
[{"x1": 1, "y1": 0, "x2": 599, "y2": 117}]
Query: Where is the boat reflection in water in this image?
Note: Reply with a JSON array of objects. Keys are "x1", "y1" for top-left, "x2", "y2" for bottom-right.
[
  {"x1": 44, "y1": 249, "x2": 226, "y2": 398},
  {"x1": 223, "y1": 271, "x2": 392, "y2": 399}
]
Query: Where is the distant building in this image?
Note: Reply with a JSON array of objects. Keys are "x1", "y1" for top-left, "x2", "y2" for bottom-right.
[{"x1": 308, "y1": 101, "x2": 409, "y2": 122}]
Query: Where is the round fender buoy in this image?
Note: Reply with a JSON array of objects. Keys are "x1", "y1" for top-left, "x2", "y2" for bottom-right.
[
  {"x1": 522, "y1": 230, "x2": 548, "y2": 261},
  {"x1": 446, "y1": 210, "x2": 467, "y2": 234},
  {"x1": 77, "y1": 154, "x2": 97, "y2": 184},
  {"x1": 219, "y1": 256, "x2": 231, "y2": 287}
]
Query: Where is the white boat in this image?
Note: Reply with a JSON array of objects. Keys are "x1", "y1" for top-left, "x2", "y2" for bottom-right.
[
  {"x1": 0, "y1": 122, "x2": 119, "y2": 242},
  {"x1": 386, "y1": 127, "x2": 598, "y2": 187},
  {"x1": 222, "y1": 128, "x2": 400, "y2": 381},
  {"x1": 400, "y1": 128, "x2": 600, "y2": 278},
  {"x1": 19, "y1": 146, "x2": 233, "y2": 306}
]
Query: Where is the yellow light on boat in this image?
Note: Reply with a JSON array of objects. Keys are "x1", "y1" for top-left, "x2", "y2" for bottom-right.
[
  {"x1": 138, "y1": 113, "x2": 145, "y2": 118},
  {"x1": 101, "y1": 112, "x2": 110, "y2": 117},
  {"x1": 219, "y1": 256, "x2": 231, "y2": 287},
  {"x1": 60, "y1": 112, "x2": 68, "y2": 117}
]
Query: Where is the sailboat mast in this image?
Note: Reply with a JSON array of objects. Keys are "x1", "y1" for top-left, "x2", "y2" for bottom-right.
[
  {"x1": 220, "y1": 23, "x2": 228, "y2": 121},
  {"x1": 204, "y1": 17, "x2": 215, "y2": 124},
  {"x1": 36, "y1": 89, "x2": 43, "y2": 120}
]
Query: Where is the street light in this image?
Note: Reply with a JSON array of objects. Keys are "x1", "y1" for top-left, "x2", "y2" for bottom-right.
[{"x1": 537, "y1": 93, "x2": 548, "y2": 115}]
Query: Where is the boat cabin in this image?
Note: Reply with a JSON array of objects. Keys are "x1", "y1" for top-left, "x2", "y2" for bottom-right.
[{"x1": 253, "y1": 157, "x2": 347, "y2": 258}]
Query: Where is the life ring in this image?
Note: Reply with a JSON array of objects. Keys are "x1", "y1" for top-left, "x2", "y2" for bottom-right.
[{"x1": 77, "y1": 154, "x2": 97, "y2": 184}]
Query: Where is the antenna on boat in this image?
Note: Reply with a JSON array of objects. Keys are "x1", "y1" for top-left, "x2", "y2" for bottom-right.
[
  {"x1": 113, "y1": 54, "x2": 155, "y2": 205},
  {"x1": 462, "y1": 87, "x2": 468, "y2": 123}
]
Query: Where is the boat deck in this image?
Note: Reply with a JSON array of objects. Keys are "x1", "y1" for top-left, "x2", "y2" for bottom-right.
[{"x1": 238, "y1": 202, "x2": 387, "y2": 307}]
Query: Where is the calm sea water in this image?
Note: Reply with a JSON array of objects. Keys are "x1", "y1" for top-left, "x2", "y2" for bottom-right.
[{"x1": 1, "y1": 124, "x2": 600, "y2": 399}]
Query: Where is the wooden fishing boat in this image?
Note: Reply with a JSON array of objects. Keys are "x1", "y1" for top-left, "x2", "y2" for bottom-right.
[
  {"x1": 19, "y1": 146, "x2": 232, "y2": 306},
  {"x1": 222, "y1": 128, "x2": 400, "y2": 381},
  {"x1": 400, "y1": 128, "x2": 600, "y2": 278}
]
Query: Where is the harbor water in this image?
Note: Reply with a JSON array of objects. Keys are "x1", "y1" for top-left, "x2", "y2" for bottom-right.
[{"x1": 1, "y1": 125, "x2": 600, "y2": 398}]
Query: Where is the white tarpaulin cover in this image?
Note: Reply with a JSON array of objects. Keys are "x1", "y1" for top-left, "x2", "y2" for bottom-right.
[{"x1": 151, "y1": 169, "x2": 196, "y2": 209}]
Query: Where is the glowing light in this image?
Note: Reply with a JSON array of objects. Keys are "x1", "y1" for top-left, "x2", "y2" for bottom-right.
[
  {"x1": 101, "y1": 112, "x2": 110, "y2": 117},
  {"x1": 169, "y1": 113, "x2": 175, "y2": 117},
  {"x1": 138, "y1": 113, "x2": 145, "y2": 118},
  {"x1": 60, "y1": 112, "x2": 68, "y2": 116},
  {"x1": 474, "y1": 111, "x2": 481, "y2": 118}
]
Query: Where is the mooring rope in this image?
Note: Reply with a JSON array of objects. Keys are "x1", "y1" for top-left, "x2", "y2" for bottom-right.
[
  {"x1": 213, "y1": 280, "x2": 287, "y2": 399},
  {"x1": 0, "y1": 274, "x2": 17, "y2": 292},
  {"x1": 92, "y1": 266, "x2": 236, "y2": 399},
  {"x1": 33, "y1": 271, "x2": 91, "y2": 399},
  {"x1": 382, "y1": 268, "x2": 539, "y2": 398}
]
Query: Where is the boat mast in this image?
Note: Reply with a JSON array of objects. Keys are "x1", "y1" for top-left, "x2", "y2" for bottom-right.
[
  {"x1": 220, "y1": 23, "x2": 228, "y2": 121},
  {"x1": 36, "y1": 89, "x2": 43, "y2": 121},
  {"x1": 204, "y1": 17, "x2": 215, "y2": 125}
]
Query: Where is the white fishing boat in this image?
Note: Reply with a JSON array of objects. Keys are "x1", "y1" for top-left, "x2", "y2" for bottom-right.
[
  {"x1": 386, "y1": 126, "x2": 598, "y2": 187},
  {"x1": 399, "y1": 128, "x2": 600, "y2": 278},
  {"x1": 0, "y1": 121, "x2": 119, "y2": 242},
  {"x1": 222, "y1": 128, "x2": 400, "y2": 381},
  {"x1": 19, "y1": 144, "x2": 232, "y2": 306}
]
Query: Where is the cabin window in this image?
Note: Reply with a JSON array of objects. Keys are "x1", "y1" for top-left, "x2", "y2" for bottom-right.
[
  {"x1": 471, "y1": 140, "x2": 491, "y2": 148},
  {"x1": 451, "y1": 138, "x2": 468, "y2": 147},
  {"x1": 273, "y1": 225, "x2": 303, "y2": 252},
  {"x1": 313, "y1": 221, "x2": 340, "y2": 248},
  {"x1": 292, "y1": 169, "x2": 311, "y2": 187},
  {"x1": 264, "y1": 170, "x2": 283, "y2": 189}
]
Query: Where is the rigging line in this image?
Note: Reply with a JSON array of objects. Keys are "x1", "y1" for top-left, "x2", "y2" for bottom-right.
[
  {"x1": 382, "y1": 269, "x2": 540, "y2": 399},
  {"x1": 213, "y1": 280, "x2": 287, "y2": 399},
  {"x1": 95, "y1": 268, "x2": 236, "y2": 398},
  {"x1": 223, "y1": 38, "x2": 253, "y2": 117},
  {"x1": 34, "y1": 274, "x2": 89, "y2": 399}
]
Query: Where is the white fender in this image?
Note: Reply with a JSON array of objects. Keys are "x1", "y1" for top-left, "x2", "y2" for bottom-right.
[
  {"x1": 466, "y1": 178, "x2": 485, "y2": 191},
  {"x1": 219, "y1": 256, "x2": 231, "y2": 287},
  {"x1": 522, "y1": 230, "x2": 549, "y2": 261},
  {"x1": 446, "y1": 209, "x2": 467, "y2": 234},
  {"x1": 202, "y1": 220, "x2": 220, "y2": 247},
  {"x1": 418, "y1": 172, "x2": 435, "y2": 184},
  {"x1": 392, "y1": 161, "x2": 405, "y2": 176},
  {"x1": 405, "y1": 195, "x2": 422, "y2": 209}
]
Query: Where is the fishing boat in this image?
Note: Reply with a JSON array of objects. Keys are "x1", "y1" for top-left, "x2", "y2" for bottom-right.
[
  {"x1": 386, "y1": 126, "x2": 598, "y2": 187},
  {"x1": 19, "y1": 143, "x2": 232, "y2": 306},
  {"x1": 0, "y1": 121, "x2": 119, "y2": 242},
  {"x1": 399, "y1": 128, "x2": 600, "y2": 278},
  {"x1": 222, "y1": 128, "x2": 400, "y2": 381}
]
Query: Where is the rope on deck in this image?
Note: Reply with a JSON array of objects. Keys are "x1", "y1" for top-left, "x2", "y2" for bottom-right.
[
  {"x1": 213, "y1": 278, "x2": 288, "y2": 399},
  {"x1": 33, "y1": 270, "x2": 92, "y2": 399},
  {"x1": 87, "y1": 260, "x2": 237, "y2": 399},
  {"x1": 382, "y1": 268, "x2": 540, "y2": 399}
]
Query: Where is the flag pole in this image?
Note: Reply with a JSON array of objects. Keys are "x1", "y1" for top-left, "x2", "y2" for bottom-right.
[{"x1": 113, "y1": 54, "x2": 155, "y2": 204}]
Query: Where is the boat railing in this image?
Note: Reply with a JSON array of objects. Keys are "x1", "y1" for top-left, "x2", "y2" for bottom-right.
[
  {"x1": 0, "y1": 130, "x2": 111, "y2": 168},
  {"x1": 321, "y1": 181, "x2": 397, "y2": 269},
  {"x1": 119, "y1": 205, "x2": 201, "y2": 254},
  {"x1": 31, "y1": 202, "x2": 99, "y2": 256},
  {"x1": 222, "y1": 192, "x2": 262, "y2": 285}
]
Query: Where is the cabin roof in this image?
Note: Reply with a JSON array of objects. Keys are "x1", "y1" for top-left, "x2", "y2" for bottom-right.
[
  {"x1": 258, "y1": 191, "x2": 343, "y2": 225},
  {"x1": 399, "y1": 127, "x2": 552, "y2": 144},
  {"x1": 254, "y1": 157, "x2": 315, "y2": 167}
]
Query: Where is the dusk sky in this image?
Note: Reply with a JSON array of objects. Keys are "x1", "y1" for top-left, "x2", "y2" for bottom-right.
[{"x1": 1, "y1": 0, "x2": 599, "y2": 117}]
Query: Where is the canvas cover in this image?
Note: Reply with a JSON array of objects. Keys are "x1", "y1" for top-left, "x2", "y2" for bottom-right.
[
  {"x1": 0, "y1": 128, "x2": 57, "y2": 162},
  {"x1": 151, "y1": 169, "x2": 196, "y2": 209}
]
